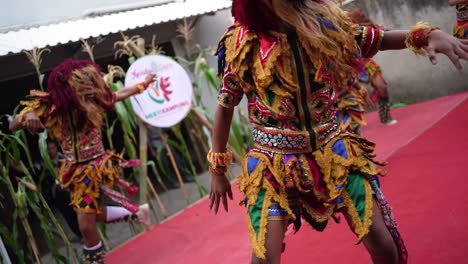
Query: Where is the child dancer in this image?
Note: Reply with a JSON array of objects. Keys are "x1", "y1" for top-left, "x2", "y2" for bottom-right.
[{"x1": 10, "y1": 59, "x2": 155, "y2": 263}]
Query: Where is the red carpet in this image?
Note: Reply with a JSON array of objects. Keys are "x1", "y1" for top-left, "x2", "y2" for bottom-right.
[{"x1": 107, "y1": 92, "x2": 468, "y2": 264}]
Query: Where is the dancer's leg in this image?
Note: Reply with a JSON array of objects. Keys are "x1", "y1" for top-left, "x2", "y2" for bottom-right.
[
  {"x1": 78, "y1": 213, "x2": 100, "y2": 247},
  {"x1": 78, "y1": 212, "x2": 105, "y2": 264},
  {"x1": 345, "y1": 199, "x2": 399, "y2": 264},
  {"x1": 371, "y1": 74, "x2": 396, "y2": 125},
  {"x1": 251, "y1": 219, "x2": 289, "y2": 264},
  {"x1": 371, "y1": 74, "x2": 389, "y2": 99},
  {"x1": 96, "y1": 205, "x2": 151, "y2": 230}
]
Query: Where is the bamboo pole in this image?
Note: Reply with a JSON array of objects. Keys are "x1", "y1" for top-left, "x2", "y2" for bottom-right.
[
  {"x1": 13, "y1": 164, "x2": 81, "y2": 263},
  {"x1": 139, "y1": 121, "x2": 148, "y2": 205},
  {"x1": 145, "y1": 175, "x2": 168, "y2": 218},
  {"x1": 2, "y1": 168, "x2": 41, "y2": 264},
  {"x1": 159, "y1": 129, "x2": 190, "y2": 204},
  {"x1": 37, "y1": 190, "x2": 81, "y2": 263},
  {"x1": 146, "y1": 194, "x2": 160, "y2": 223},
  {"x1": 99, "y1": 227, "x2": 111, "y2": 251}
]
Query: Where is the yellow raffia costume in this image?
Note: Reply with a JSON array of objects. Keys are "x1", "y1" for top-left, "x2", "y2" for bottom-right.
[
  {"x1": 215, "y1": 20, "x2": 392, "y2": 259},
  {"x1": 17, "y1": 61, "x2": 139, "y2": 214},
  {"x1": 454, "y1": 4, "x2": 468, "y2": 39}
]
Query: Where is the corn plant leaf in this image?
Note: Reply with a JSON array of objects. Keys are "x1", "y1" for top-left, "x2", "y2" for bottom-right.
[
  {"x1": 7, "y1": 132, "x2": 34, "y2": 171},
  {"x1": 155, "y1": 145, "x2": 167, "y2": 176},
  {"x1": 98, "y1": 223, "x2": 108, "y2": 239},
  {"x1": 38, "y1": 131, "x2": 57, "y2": 179},
  {"x1": 128, "y1": 56, "x2": 136, "y2": 65},
  {"x1": 115, "y1": 102, "x2": 136, "y2": 141},
  {"x1": 193, "y1": 53, "x2": 202, "y2": 77},
  {"x1": 0, "y1": 224, "x2": 24, "y2": 264},
  {"x1": 203, "y1": 66, "x2": 220, "y2": 91},
  {"x1": 110, "y1": 82, "x2": 137, "y2": 141},
  {"x1": 169, "y1": 125, "x2": 207, "y2": 196},
  {"x1": 111, "y1": 81, "x2": 137, "y2": 125},
  {"x1": 146, "y1": 160, "x2": 168, "y2": 192},
  {"x1": 229, "y1": 121, "x2": 244, "y2": 157},
  {"x1": 11, "y1": 138, "x2": 21, "y2": 164},
  {"x1": 25, "y1": 190, "x2": 67, "y2": 264}
]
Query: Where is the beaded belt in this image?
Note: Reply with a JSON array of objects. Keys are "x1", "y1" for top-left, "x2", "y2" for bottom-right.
[
  {"x1": 458, "y1": 10, "x2": 468, "y2": 21},
  {"x1": 252, "y1": 127, "x2": 313, "y2": 154}
]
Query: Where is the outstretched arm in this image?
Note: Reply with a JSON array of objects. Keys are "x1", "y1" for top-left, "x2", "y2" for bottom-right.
[
  {"x1": 9, "y1": 112, "x2": 44, "y2": 133},
  {"x1": 209, "y1": 105, "x2": 234, "y2": 214},
  {"x1": 448, "y1": 0, "x2": 468, "y2": 6},
  {"x1": 380, "y1": 29, "x2": 468, "y2": 70},
  {"x1": 114, "y1": 74, "x2": 156, "y2": 102}
]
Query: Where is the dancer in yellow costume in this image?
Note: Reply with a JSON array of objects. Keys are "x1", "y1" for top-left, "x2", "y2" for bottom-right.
[
  {"x1": 10, "y1": 59, "x2": 154, "y2": 263},
  {"x1": 450, "y1": 0, "x2": 468, "y2": 39},
  {"x1": 207, "y1": 1, "x2": 468, "y2": 264},
  {"x1": 338, "y1": 8, "x2": 398, "y2": 133}
]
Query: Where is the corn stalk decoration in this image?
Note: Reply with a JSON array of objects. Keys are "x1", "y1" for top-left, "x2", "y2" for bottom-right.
[
  {"x1": 0, "y1": 127, "x2": 80, "y2": 264},
  {"x1": 0, "y1": 18, "x2": 254, "y2": 262},
  {"x1": 0, "y1": 46, "x2": 81, "y2": 263},
  {"x1": 23, "y1": 48, "x2": 50, "y2": 91}
]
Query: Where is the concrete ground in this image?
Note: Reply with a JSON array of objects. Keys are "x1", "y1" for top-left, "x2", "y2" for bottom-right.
[{"x1": 41, "y1": 164, "x2": 242, "y2": 263}]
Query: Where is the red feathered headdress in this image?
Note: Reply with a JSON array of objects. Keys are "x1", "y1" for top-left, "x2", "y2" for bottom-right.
[
  {"x1": 47, "y1": 59, "x2": 113, "y2": 113},
  {"x1": 231, "y1": 0, "x2": 280, "y2": 33}
]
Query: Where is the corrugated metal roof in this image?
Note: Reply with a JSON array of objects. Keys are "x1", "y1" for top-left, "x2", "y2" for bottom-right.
[{"x1": 0, "y1": 0, "x2": 231, "y2": 56}]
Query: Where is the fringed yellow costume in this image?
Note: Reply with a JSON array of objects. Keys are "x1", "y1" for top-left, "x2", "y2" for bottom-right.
[
  {"x1": 454, "y1": 4, "x2": 468, "y2": 39},
  {"x1": 18, "y1": 68, "x2": 139, "y2": 214},
  {"x1": 215, "y1": 21, "x2": 395, "y2": 259}
]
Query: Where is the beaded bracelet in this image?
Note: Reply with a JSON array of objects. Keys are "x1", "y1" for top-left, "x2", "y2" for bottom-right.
[
  {"x1": 207, "y1": 149, "x2": 233, "y2": 174},
  {"x1": 136, "y1": 82, "x2": 147, "y2": 93},
  {"x1": 405, "y1": 22, "x2": 440, "y2": 56}
]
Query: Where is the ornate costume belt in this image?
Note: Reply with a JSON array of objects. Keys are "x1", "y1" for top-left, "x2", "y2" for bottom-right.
[
  {"x1": 63, "y1": 142, "x2": 105, "y2": 164},
  {"x1": 252, "y1": 127, "x2": 313, "y2": 154},
  {"x1": 458, "y1": 9, "x2": 468, "y2": 21}
]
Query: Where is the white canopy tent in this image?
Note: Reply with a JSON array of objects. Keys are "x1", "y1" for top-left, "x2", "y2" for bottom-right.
[{"x1": 0, "y1": 0, "x2": 231, "y2": 56}]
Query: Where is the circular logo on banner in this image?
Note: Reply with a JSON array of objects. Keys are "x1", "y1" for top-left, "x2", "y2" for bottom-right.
[{"x1": 125, "y1": 55, "x2": 192, "y2": 127}]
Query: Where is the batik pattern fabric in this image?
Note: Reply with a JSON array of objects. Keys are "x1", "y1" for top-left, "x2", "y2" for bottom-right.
[
  {"x1": 338, "y1": 56, "x2": 387, "y2": 132},
  {"x1": 454, "y1": 4, "x2": 468, "y2": 39},
  {"x1": 18, "y1": 90, "x2": 139, "y2": 214},
  {"x1": 215, "y1": 23, "x2": 401, "y2": 260},
  {"x1": 337, "y1": 58, "x2": 369, "y2": 134},
  {"x1": 337, "y1": 85, "x2": 367, "y2": 134},
  {"x1": 337, "y1": 25, "x2": 385, "y2": 133}
]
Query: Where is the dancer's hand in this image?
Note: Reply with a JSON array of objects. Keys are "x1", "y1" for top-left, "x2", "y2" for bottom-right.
[
  {"x1": 209, "y1": 173, "x2": 233, "y2": 214},
  {"x1": 143, "y1": 74, "x2": 157, "y2": 88},
  {"x1": 426, "y1": 30, "x2": 468, "y2": 71},
  {"x1": 23, "y1": 112, "x2": 44, "y2": 134}
]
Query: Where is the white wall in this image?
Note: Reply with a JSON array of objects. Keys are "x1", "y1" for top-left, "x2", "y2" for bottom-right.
[
  {"x1": 191, "y1": 9, "x2": 239, "y2": 114},
  {"x1": 193, "y1": 2, "x2": 468, "y2": 112},
  {"x1": 347, "y1": 0, "x2": 468, "y2": 103}
]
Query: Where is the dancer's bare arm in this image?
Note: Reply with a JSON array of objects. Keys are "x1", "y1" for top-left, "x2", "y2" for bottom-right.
[
  {"x1": 448, "y1": 0, "x2": 468, "y2": 6},
  {"x1": 9, "y1": 112, "x2": 44, "y2": 133},
  {"x1": 209, "y1": 105, "x2": 234, "y2": 214},
  {"x1": 114, "y1": 74, "x2": 156, "y2": 102},
  {"x1": 381, "y1": 30, "x2": 468, "y2": 70}
]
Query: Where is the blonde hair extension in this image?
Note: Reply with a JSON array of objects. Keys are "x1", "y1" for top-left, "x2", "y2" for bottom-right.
[
  {"x1": 271, "y1": 0, "x2": 359, "y2": 85},
  {"x1": 67, "y1": 65, "x2": 113, "y2": 129}
]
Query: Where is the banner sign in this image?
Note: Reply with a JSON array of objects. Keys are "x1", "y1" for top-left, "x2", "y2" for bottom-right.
[{"x1": 125, "y1": 55, "x2": 193, "y2": 127}]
